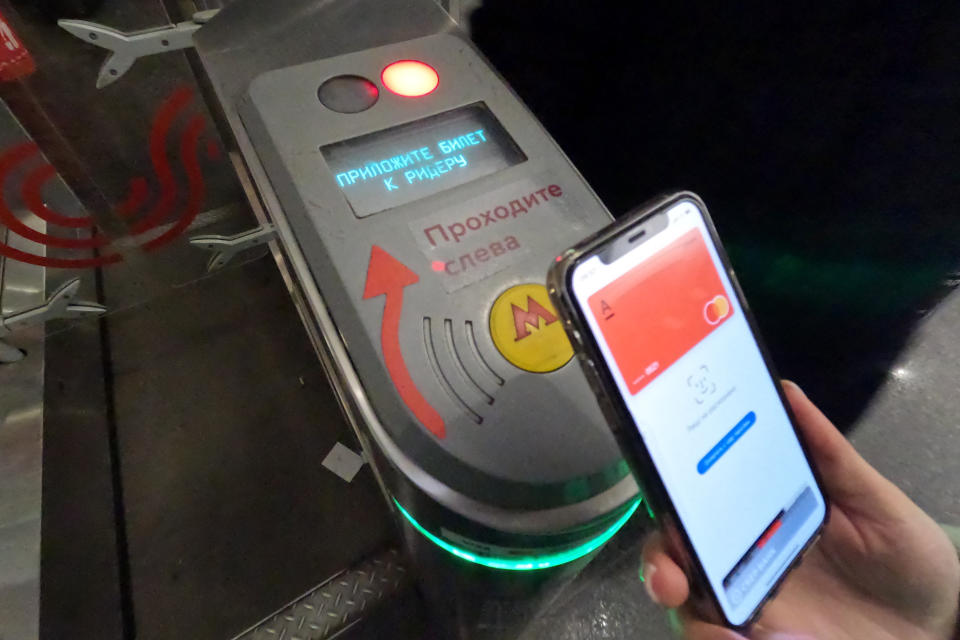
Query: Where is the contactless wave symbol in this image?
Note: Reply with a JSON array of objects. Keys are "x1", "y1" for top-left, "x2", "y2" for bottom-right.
[
  {"x1": 422, "y1": 317, "x2": 504, "y2": 426},
  {"x1": 0, "y1": 86, "x2": 220, "y2": 269}
]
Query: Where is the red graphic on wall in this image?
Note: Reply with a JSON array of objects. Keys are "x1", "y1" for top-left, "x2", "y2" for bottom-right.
[
  {"x1": 0, "y1": 11, "x2": 35, "y2": 82},
  {"x1": 0, "y1": 86, "x2": 220, "y2": 268},
  {"x1": 363, "y1": 245, "x2": 446, "y2": 438}
]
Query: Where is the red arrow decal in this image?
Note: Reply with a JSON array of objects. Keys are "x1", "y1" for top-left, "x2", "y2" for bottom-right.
[{"x1": 363, "y1": 245, "x2": 446, "y2": 438}]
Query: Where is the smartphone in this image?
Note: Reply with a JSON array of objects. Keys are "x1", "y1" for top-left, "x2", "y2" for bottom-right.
[{"x1": 547, "y1": 192, "x2": 827, "y2": 628}]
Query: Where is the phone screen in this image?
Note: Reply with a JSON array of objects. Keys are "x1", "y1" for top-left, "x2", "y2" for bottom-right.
[{"x1": 569, "y1": 199, "x2": 826, "y2": 625}]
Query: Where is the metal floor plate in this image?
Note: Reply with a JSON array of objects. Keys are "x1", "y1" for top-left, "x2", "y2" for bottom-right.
[{"x1": 234, "y1": 549, "x2": 410, "y2": 640}]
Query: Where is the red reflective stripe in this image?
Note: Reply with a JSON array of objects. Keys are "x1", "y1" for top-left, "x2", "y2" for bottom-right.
[
  {"x1": 116, "y1": 177, "x2": 149, "y2": 218},
  {"x1": 142, "y1": 115, "x2": 205, "y2": 251},
  {"x1": 129, "y1": 87, "x2": 194, "y2": 233},
  {"x1": 21, "y1": 163, "x2": 96, "y2": 229},
  {"x1": 0, "y1": 143, "x2": 106, "y2": 248}
]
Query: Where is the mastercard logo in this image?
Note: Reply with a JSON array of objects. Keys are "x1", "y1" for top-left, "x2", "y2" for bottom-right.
[{"x1": 703, "y1": 295, "x2": 731, "y2": 325}]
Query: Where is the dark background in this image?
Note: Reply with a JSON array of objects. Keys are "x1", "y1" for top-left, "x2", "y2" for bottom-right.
[{"x1": 472, "y1": 1, "x2": 960, "y2": 428}]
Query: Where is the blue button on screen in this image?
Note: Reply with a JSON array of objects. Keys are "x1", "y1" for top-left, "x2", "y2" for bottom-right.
[{"x1": 697, "y1": 411, "x2": 757, "y2": 474}]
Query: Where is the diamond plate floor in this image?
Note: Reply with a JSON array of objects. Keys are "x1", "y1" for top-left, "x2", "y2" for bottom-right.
[{"x1": 235, "y1": 549, "x2": 410, "y2": 640}]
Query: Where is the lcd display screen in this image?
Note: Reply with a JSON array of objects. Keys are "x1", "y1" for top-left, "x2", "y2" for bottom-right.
[{"x1": 321, "y1": 103, "x2": 526, "y2": 217}]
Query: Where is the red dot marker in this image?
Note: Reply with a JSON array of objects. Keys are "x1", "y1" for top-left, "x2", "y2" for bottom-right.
[
  {"x1": 431, "y1": 260, "x2": 446, "y2": 272},
  {"x1": 381, "y1": 60, "x2": 439, "y2": 97}
]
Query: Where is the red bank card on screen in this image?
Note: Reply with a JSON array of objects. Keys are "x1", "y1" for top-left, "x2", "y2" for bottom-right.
[{"x1": 588, "y1": 228, "x2": 733, "y2": 395}]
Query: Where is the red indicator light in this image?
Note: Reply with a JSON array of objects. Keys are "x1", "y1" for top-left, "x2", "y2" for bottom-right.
[
  {"x1": 431, "y1": 260, "x2": 446, "y2": 272},
  {"x1": 381, "y1": 60, "x2": 439, "y2": 97}
]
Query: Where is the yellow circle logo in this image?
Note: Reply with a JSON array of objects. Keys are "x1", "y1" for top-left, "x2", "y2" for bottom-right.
[{"x1": 489, "y1": 283, "x2": 573, "y2": 373}]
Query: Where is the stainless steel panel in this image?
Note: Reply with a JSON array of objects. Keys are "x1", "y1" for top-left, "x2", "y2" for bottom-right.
[{"x1": 0, "y1": 217, "x2": 46, "y2": 640}]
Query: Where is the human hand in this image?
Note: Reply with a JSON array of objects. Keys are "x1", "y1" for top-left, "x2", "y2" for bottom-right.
[{"x1": 641, "y1": 380, "x2": 960, "y2": 640}]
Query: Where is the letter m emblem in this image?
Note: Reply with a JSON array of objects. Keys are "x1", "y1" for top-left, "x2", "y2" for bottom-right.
[{"x1": 511, "y1": 297, "x2": 558, "y2": 341}]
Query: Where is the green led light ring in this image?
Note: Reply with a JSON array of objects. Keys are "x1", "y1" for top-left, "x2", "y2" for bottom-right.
[{"x1": 393, "y1": 497, "x2": 642, "y2": 571}]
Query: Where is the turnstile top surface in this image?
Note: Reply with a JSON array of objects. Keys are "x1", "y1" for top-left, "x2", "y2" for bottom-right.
[{"x1": 197, "y1": 0, "x2": 633, "y2": 513}]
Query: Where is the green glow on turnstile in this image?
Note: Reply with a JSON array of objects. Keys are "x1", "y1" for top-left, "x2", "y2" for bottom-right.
[{"x1": 393, "y1": 497, "x2": 642, "y2": 571}]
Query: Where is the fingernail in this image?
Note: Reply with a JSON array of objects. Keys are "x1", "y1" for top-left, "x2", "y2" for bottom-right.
[
  {"x1": 642, "y1": 562, "x2": 661, "y2": 604},
  {"x1": 782, "y1": 379, "x2": 805, "y2": 397}
]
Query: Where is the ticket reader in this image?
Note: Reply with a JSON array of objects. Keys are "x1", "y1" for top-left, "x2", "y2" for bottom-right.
[{"x1": 195, "y1": 0, "x2": 640, "y2": 576}]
